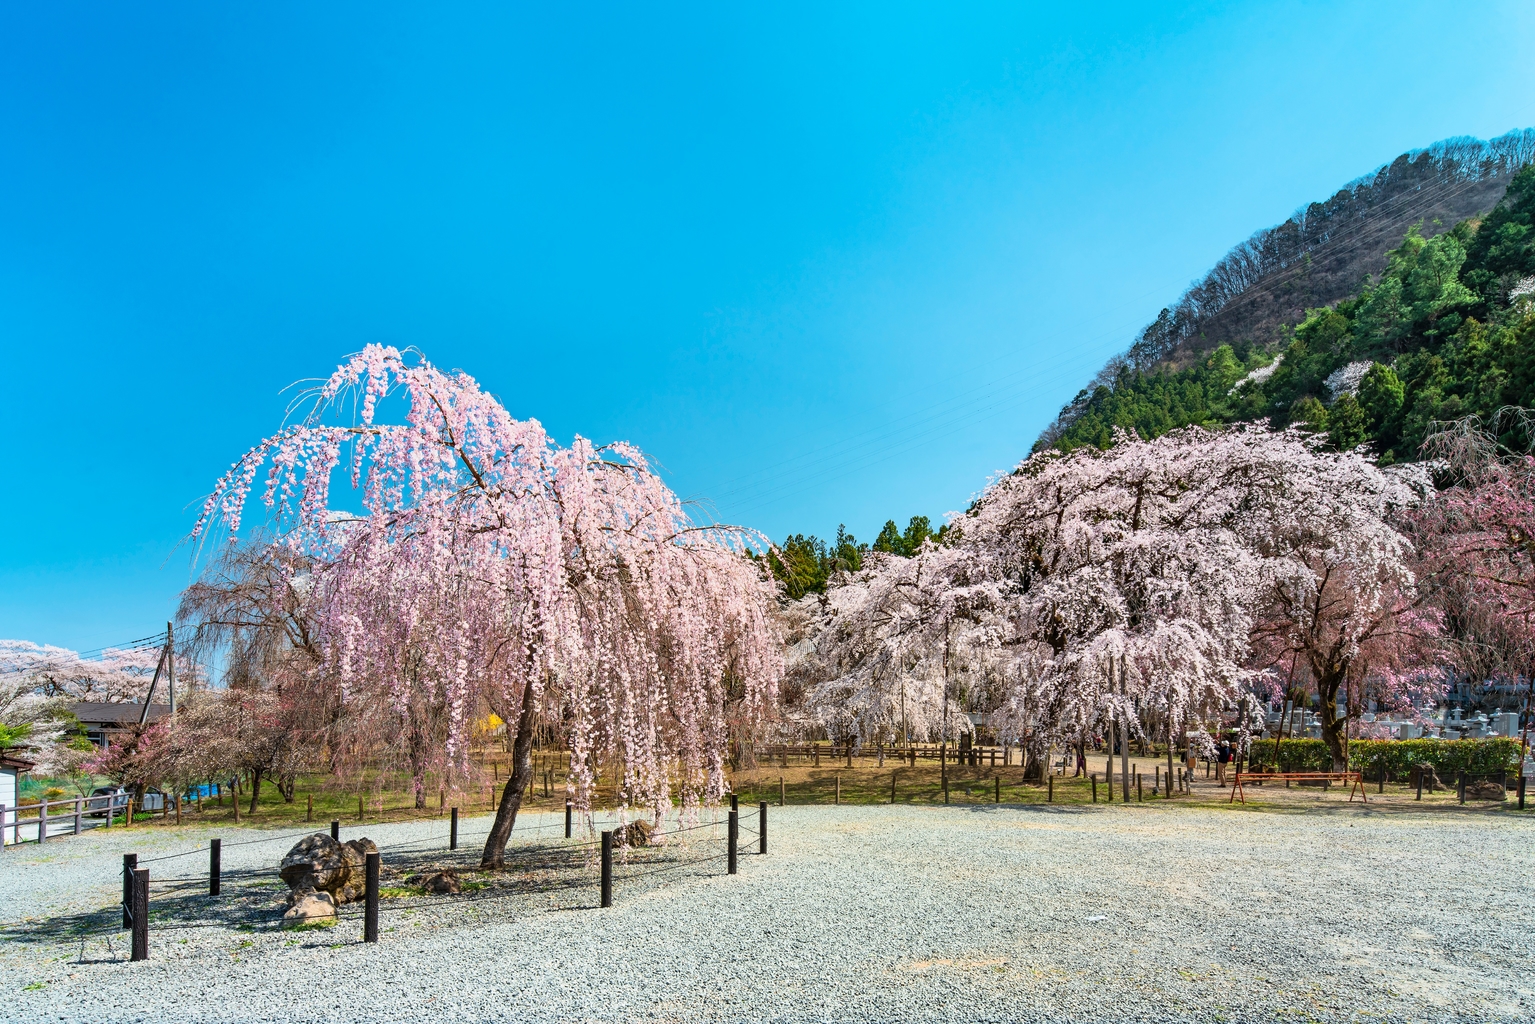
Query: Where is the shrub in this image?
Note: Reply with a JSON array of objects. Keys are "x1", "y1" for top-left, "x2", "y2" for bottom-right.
[{"x1": 1247, "y1": 738, "x2": 1520, "y2": 780}]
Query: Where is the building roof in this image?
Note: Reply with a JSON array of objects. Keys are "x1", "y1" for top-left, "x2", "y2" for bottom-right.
[
  {"x1": 1, "y1": 753, "x2": 36, "y2": 772},
  {"x1": 69, "y1": 702, "x2": 172, "y2": 726}
]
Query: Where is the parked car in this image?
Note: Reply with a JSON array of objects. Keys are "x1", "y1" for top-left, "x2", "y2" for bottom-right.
[{"x1": 86, "y1": 786, "x2": 127, "y2": 818}]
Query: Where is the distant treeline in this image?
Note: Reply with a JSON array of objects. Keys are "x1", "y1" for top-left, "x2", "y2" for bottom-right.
[{"x1": 764, "y1": 516, "x2": 944, "y2": 599}]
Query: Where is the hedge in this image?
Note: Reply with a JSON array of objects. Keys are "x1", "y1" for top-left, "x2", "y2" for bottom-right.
[{"x1": 1246, "y1": 738, "x2": 1521, "y2": 780}]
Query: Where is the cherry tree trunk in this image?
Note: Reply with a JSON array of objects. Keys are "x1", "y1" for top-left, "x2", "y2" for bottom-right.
[
  {"x1": 247, "y1": 768, "x2": 263, "y2": 815},
  {"x1": 480, "y1": 678, "x2": 539, "y2": 870},
  {"x1": 1317, "y1": 672, "x2": 1348, "y2": 772}
]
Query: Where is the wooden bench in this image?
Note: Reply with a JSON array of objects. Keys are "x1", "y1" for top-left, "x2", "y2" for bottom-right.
[{"x1": 1229, "y1": 771, "x2": 1367, "y2": 804}]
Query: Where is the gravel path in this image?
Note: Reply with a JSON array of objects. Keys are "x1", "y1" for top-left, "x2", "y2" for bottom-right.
[{"x1": 4, "y1": 803, "x2": 1534, "y2": 1022}]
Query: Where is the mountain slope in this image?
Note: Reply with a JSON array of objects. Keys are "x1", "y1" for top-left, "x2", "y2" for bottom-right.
[
  {"x1": 1037, "y1": 129, "x2": 1535, "y2": 449},
  {"x1": 1043, "y1": 158, "x2": 1535, "y2": 463}
]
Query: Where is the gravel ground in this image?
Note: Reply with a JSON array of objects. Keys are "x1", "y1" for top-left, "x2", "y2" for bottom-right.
[{"x1": 4, "y1": 802, "x2": 1534, "y2": 1023}]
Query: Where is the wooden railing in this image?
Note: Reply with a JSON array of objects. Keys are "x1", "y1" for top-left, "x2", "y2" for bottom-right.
[{"x1": 1, "y1": 791, "x2": 129, "y2": 848}]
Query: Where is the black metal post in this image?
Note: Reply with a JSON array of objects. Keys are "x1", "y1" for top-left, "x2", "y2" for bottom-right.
[
  {"x1": 1416, "y1": 769, "x2": 1423, "y2": 801},
  {"x1": 450, "y1": 807, "x2": 458, "y2": 851},
  {"x1": 727, "y1": 810, "x2": 738, "y2": 875},
  {"x1": 1091, "y1": 774, "x2": 1097, "y2": 803},
  {"x1": 759, "y1": 801, "x2": 767, "y2": 855},
  {"x1": 565, "y1": 800, "x2": 572, "y2": 838},
  {"x1": 122, "y1": 853, "x2": 137, "y2": 929},
  {"x1": 209, "y1": 839, "x2": 221, "y2": 896},
  {"x1": 330, "y1": 819, "x2": 339, "y2": 841},
  {"x1": 730, "y1": 794, "x2": 739, "y2": 813},
  {"x1": 600, "y1": 831, "x2": 613, "y2": 908},
  {"x1": 1458, "y1": 772, "x2": 1467, "y2": 805},
  {"x1": 1520, "y1": 775, "x2": 1527, "y2": 811},
  {"x1": 364, "y1": 851, "x2": 379, "y2": 943},
  {"x1": 130, "y1": 868, "x2": 148, "y2": 961}
]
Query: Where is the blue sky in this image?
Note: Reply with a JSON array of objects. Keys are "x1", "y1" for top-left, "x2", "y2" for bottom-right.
[{"x1": 3, "y1": 2, "x2": 1534, "y2": 651}]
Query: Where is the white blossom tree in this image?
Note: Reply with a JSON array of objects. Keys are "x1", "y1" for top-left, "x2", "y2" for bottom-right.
[{"x1": 809, "y1": 425, "x2": 1423, "y2": 778}]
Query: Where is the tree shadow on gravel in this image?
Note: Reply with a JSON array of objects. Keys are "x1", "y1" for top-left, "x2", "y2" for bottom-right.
[
  {"x1": 1, "y1": 839, "x2": 719, "y2": 947},
  {"x1": 0, "y1": 867, "x2": 287, "y2": 948}
]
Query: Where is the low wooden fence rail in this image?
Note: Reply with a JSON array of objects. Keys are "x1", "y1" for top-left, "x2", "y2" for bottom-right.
[
  {"x1": 751, "y1": 743, "x2": 1016, "y2": 768},
  {"x1": 1, "y1": 792, "x2": 130, "y2": 848}
]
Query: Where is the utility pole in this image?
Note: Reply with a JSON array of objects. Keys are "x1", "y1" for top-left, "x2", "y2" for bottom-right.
[
  {"x1": 138, "y1": 623, "x2": 176, "y2": 727},
  {"x1": 166, "y1": 621, "x2": 176, "y2": 716}
]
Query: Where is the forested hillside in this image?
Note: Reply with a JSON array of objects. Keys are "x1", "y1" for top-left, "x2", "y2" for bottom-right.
[
  {"x1": 1043, "y1": 161, "x2": 1535, "y2": 463},
  {"x1": 1037, "y1": 129, "x2": 1535, "y2": 449}
]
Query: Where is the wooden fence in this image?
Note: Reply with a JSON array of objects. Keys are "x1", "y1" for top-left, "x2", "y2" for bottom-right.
[{"x1": 1, "y1": 791, "x2": 129, "y2": 848}]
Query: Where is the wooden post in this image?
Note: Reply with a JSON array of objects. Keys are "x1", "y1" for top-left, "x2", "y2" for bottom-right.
[
  {"x1": 306, "y1": 794, "x2": 313, "y2": 822},
  {"x1": 331, "y1": 819, "x2": 340, "y2": 841},
  {"x1": 1091, "y1": 774, "x2": 1097, "y2": 802},
  {"x1": 196, "y1": 790, "x2": 203, "y2": 814},
  {"x1": 891, "y1": 771, "x2": 897, "y2": 804},
  {"x1": 1415, "y1": 769, "x2": 1423, "y2": 801},
  {"x1": 600, "y1": 831, "x2": 613, "y2": 908},
  {"x1": 363, "y1": 852, "x2": 379, "y2": 943},
  {"x1": 1519, "y1": 775, "x2": 1527, "y2": 811},
  {"x1": 813, "y1": 744, "x2": 820, "y2": 767},
  {"x1": 1047, "y1": 773, "x2": 1053, "y2": 803},
  {"x1": 943, "y1": 775, "x2": 949, "y2": 804},
  {"x1": 565, "y1": 800, "x2": 573, "y2": 838},
  {"x1": 130, "y1": 868, "x2": 149, "y2": 961},
  {"x1": 1458, "y1": 772, "x2": 1466, "y2": 805},
  {"x1": 38, "y1": 799, "x2": 46, "y2": 844},
  {"x1": 759, "y1": 801, "x2": 767, "y2": 855},
  {"x1": 1137, "y1": 773, "x2": 1143, "y2": 802},
  {"x1": 122, "y1": 853, "x2": 137, "y2": 928},
  {"x1": 74, "y1": 797, "x2": 82, "y2": 836},
  {"x1": 996, "y1": 775, "x2": 1001, "y2": 803},
  {"x1": 1379, "y1": 763, "x2": 1385, "y2": 794},
  {"x1": 174, "y1": 794, "x2": 181, "y2": 825},
  {"x1": 779, "y1": 776, "x2": 785, "y2": 807},
  {"x1": 358, "y1": 794, "x2": 364, "y2": 821},
  {"x1": 210, "y1": 839, "x2": 221, "y2": 896},
  {"x1": 450, "y1": 807, "x2": 459, "y2": 850},
  {"x1": 834, "y1": 775, "x2": 840, "y2": 805}
]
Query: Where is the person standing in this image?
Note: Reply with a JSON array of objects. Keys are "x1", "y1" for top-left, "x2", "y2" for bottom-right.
[{"x1": 1216, "y1": 739, "x2": 1232, "y2": 786}]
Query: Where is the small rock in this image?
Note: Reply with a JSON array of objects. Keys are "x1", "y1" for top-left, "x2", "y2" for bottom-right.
[
  {"x1": 281, "y1": 891, "x2": 336, "y2": 928},
  {"x1": 422, "y1": 869, "x2": 460, "y2": 895}
]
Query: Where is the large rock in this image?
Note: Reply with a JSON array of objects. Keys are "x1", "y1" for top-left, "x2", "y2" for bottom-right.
[
  {"x1": 421, "y1": 869, "x2": 460, "y2": 895},
  {"x1": 335, "y1": 838, "x2": 378, "y2": 904},
  {"x1": 281, "y1": 891, "x2": 336, "y2": 928},
  {"x1": 279, "y1": 834, "x2": 349, "y2": 895},
  {"x1": 622, "y1": 819, "x2": 655, "y2": 848},
  {"x1": 278, "y1": 833, "x2": 378, "y2": 905}
]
